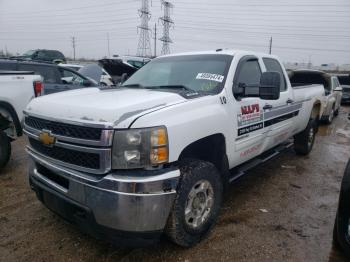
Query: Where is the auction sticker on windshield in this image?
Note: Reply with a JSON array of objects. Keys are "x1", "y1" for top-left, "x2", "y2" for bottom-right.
[{"x1": 196, "y1": 73, "x2": 225, "y2": 83}]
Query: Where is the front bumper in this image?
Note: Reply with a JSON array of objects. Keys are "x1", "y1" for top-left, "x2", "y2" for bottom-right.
[{"x1": 27, "y1": 149, "x2": 180, "y2": 245}]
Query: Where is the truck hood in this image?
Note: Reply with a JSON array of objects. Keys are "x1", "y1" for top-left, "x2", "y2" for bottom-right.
[{"x1": 26, "y1": 88, "x2": 187, "y2": 128}]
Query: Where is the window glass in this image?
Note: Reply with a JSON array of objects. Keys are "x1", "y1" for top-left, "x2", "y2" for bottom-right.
[
  {"x1": 335, "y1": 78, "x2": 340, "y2": 87},
  {"x1": 23, "y1": 50, "x2": 36, "y2": 56},
  {"x1": 263, "y1": 58, "x2": 286, "y2": 91},
  {"x1": 236, "y1": 60, "x2": 261, "y2": 88},
  {"x1": 0, "y1": 62, "x2": 16, "y2": 70},
  {"x1": 17, "y1": 64, "x2": 58, "y2": 84},
  {"x1": 332, "y1": 78, "x2": 338, "y2": 88},
  {"x1": 127, "y1": 60, "x2": 144, "y2": 69},
  {"x1": 123, "y1": 55, "x2": 232, "y2": 94},
  {"x1": 60, "y1": 68, "x2": 85, "y2": 86},
  {"x1": 36, "y1": 51, "x2": 47, "y2": 60}
]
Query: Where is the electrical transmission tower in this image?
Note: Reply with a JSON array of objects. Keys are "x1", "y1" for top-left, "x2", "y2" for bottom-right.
[
  {"x1": 159, "y1": 0, "x2": 174, "y2": 55},
  {"x1": 136, "y1": 0, "x2": 152, "y2": 57}
]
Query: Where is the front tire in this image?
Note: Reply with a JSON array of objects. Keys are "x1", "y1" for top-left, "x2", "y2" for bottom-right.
[
  {"x1": 165, "y1": 160, "x2": 223, "y2": 247},
  {"x1": 294, "y1": 119, "x2": 317, "y2": 155},
  {"x1": 0, "y1": 131, "x2": 11, "y2": 169}
]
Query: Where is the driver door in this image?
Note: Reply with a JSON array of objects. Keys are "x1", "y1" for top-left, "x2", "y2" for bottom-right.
[{"x1": 232, "y1": 56, "x2": 269, "y2": 165}]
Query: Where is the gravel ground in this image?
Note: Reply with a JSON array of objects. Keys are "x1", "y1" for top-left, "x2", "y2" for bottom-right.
[{"x1": 1, "y1": 106, "x2": 350, "y2": 262}]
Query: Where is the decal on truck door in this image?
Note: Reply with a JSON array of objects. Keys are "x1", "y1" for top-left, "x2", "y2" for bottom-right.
[
  {"x1": 237, "y1": 102, "x2": 303, "y2": 137},
  {"x1": 237, "y1": 103, "x2": 263, "y2": 127}
]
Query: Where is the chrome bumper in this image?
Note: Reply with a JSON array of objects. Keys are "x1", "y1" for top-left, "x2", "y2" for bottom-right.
[{"x1": 27, "y1": 148, "x2": 180, "y2": 233}]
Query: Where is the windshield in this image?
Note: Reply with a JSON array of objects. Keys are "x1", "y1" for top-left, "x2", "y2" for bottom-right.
[
  {"x1": 23, "y1": 50, "x2": 36, "y2": 56},
  {"x1": 123, "y1": 54, "x2": 233, "y2": 94}
]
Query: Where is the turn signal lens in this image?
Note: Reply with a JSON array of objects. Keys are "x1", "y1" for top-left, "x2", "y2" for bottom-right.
[
  {"x1": 150, "y1": 146, "x2": 168, "y2": 164},
  {"x1": 151, "y1": 128, "x2": 167, "y2": 146}
]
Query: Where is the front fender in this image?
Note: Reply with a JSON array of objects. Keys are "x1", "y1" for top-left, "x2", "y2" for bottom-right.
[
  {"x1": 130, "y1": 96, "x2": 233, "y2": 163},
  {"x1": 324, "y1": 95, "x2": 336, "y2": 116}
]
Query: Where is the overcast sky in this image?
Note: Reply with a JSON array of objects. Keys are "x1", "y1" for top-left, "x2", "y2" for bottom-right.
[{"x1": 0, "y1": 0, "x2": 349, "y2": 65}]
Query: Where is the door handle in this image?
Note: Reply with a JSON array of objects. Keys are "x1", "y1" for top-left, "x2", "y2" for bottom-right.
[
  {"x1": 286, "y1": 98, "x2": 294, "y2": 104},
  {"x1": 263, "y1": 104, "x2": 273, "y2": 110}
]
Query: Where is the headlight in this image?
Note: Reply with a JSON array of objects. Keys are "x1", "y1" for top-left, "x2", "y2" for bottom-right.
[{"x1": 112, "y1": 126, "x2": 169, "y2": 169}]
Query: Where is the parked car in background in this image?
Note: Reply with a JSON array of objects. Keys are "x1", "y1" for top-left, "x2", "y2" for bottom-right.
[
  {"x1": 112, "y1": 55, "x2": 151, "y2": 69},
  {"x1": 24, "y1": 50, "x2": 325, "y2": 247},
  {"x1": 12, "y1": 49, "x2": 66, "y2": 64},
  {"x1": 289, "y1": 70, "x2": 342, "y2": 124},
  {"x1": 0, "y1": 71, "x2": 42, "y2": 169},
  {"x1": 0, "y1": 59, "x2": 97, "y2": 95},
  {"x1": 333, "y1": 160, "x2": 350, "y2": 257},
  {"x1": 338, "y1": 74, "x2": 350, "y2": 104},
  {"x1": 98, "y1": 58, "x2": 138, "y2": 84},
  {"x1": 60, "y1": 63, "x2": 114, "y2": 86}
]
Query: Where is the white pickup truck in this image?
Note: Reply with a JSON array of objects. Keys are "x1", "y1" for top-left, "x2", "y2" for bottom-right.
[
  {"x1": 23, "y1": 50, "x2": 325, "y2": 247},
  {"x1": 0, "y1": 71, "x2": 42, "y2": 168}
]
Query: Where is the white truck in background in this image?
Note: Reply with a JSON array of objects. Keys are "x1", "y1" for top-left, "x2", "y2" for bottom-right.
[
  {"x1": 24, "y1": 50, "x2": 325, "y2": 247},
  {"x1": 289, "y1": 70, "x2": 342, "y2": 124},
  {"x1": 0, "y1": 71, "x2": 42, "y2": 168}
]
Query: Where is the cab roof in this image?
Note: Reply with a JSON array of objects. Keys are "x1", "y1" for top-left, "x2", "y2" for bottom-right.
[{"x1": 161, "y1": 49, "x2": 279, "y2": 60}]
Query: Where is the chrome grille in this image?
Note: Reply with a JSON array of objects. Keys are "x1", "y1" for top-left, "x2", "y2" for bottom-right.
[
  {"x1": 25, "y1": 116, "x2": 102, "y2": 141},
  {"x1": 29, "y1": 138, "x2": 100, "y2": 169},
  {"x1": 24, "y1": 115, "x2": 113, "y2": 174}
]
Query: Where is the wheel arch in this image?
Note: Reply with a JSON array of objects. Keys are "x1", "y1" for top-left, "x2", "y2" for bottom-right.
[
  {"x1": 0, "y1": 101, "x2": 22, "y2": 137},
  {"x1": 178, "y1": 133, "x2": 230, "y2": 184},
  {"x1": 311, "y1": 101, "x2": 322, "y2": 120}
]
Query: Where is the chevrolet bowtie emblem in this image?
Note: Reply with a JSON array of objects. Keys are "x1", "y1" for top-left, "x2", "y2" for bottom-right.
[{"x1": 39, "y1": 130, "x2": 56, "y2": 147}]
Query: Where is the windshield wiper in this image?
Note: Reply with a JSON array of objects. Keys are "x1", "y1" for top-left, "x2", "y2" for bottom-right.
[
  {"x1": 146, "y1": 85, "x2": 194, "y2": 92},
  {"x1": 122, "y1": 83, "x2": 144, "y2": 88}
]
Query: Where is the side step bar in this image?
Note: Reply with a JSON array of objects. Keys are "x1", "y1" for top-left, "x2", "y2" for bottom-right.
[{"x1": 228, "y1": 141, "x2": 294, "y2": 183}]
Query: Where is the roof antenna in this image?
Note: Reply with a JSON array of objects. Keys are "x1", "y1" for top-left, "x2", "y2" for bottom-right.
[{"x1": 216, "y1": 48, "x2": 223, "y2": 52}]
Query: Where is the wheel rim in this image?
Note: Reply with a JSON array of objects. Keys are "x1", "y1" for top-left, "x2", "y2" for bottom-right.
[
  {"x1": 308, "y1": 126, "x2": 314, "y2": 148},
  {"x1": 184, "y1": 180, "x2": 214, "y2": 229}
]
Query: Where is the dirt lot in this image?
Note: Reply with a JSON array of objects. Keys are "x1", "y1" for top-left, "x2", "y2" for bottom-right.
[{"x1": 1, "y1": 107, "x2": 350, "y2": 262}]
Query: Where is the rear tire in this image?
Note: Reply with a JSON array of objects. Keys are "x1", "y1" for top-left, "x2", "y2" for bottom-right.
[
  {"x1": 335, "y1": 108, "x2": 339, "y2": 117},
  {"x1": 325, "y1": 108, "x2": 335, "y2": 124},
  {"x1": 165, "y1": 159, "x2": 223, "y2": 247},
  {"x1": 0, "y1": 131, "x2": 11, "y2": 169},
  {"x1": 294, "y1": 119, "x2": 317, "y2": 155}
]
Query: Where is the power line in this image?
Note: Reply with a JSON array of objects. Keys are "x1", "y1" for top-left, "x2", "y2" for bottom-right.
[
  {"x1": 175, "y1": 24, "x2": 350, "y2": 39},
  {"x1": 174, "y1": 35, "x2": 350, "y2": 54},
  {"x1": 0, "y1": 0, "x2": 134, "y2": 16},
  {"x1": 1, "y1": 6, "x2": 138, "y2": 21}
]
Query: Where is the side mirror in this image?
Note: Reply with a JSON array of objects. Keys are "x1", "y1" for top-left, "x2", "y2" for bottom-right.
[
  {"x1": 259, "y1": 72, "x2": 281, "y2": 100},
  {"x1": 334, "y1": 86, "x2": 343, "y2": 92},
  {"x1": 120, "y1": 73, "x2": 128, "y2": 84}
]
